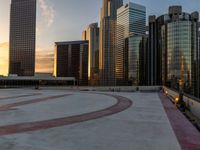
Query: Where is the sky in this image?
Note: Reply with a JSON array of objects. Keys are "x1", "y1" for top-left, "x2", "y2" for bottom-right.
[{"x1": 0, "y1": 0, "x2": 200, "y2": 75}]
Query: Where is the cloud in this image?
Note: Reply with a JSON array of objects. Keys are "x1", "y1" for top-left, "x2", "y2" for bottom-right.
[
  {"x1": 0, "y1": 42, "x2": 9, "y2": 61},
  {"x1": 0, "y1": 42, "x2": 9, "y2": 49},
  {"x1": 38, "y1": 0, "x2": 55, "y2": 27},
  {"x1": 0, "y1": 42, "x2": 9, "y2": 75},
  {"x1": 0, "y1": 43, "x2": 54, "y2": 74},
  {"x1": 36, "y1": 48, "x2": 54, "y2": 73}
]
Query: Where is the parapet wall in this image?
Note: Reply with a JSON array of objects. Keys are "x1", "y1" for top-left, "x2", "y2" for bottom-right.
[
  {"x1": 42, "y1": 86, "x2": 162, "y2": 92},
  {"x1": 163, "y1": 86, "x2": 200, "y2": 120}
]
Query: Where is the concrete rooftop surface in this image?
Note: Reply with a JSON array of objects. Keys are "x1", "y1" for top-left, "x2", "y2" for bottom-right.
[{"x1": 0, "y1": 88, "x2": 199, "y2": 150}]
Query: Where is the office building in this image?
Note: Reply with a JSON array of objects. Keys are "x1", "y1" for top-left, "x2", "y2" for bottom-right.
[
  {"x1": 198, "y1": 29, "x2": 200, "y2": 98},
  {"x1": 148, "y1": 6, "x2": 199, "y2": 97},
  {"x1": 148, "y1": 16, "x2": 160, "y2": 85},
  {"x1": 116, "y1": 2, "x2": 146, "y2": 85},
  {"x1": 99, "y1": 0, "x2": 123, "y2": 86},
  {"x1": 9, "y1": 0, "x2": 36, "y2": 76},
  {"x1": 124, "y1": 34, "x2": 148, "y2": 86},
  {"x1": 54, "y1": 41, "x2": 89, "y2": 86},
  {"x1": 82, "y1": 23, "x2": 99, "y2": 85}
]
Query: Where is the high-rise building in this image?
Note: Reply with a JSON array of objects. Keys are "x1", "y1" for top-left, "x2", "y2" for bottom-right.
[
  {"x1": 125, "y1": 34, "x2": 148, "y2": 86},
  {"x1": 148, "y1": 6, "x2": 199, "y2": 97},
  {"x1": 54, "y1": 41, "x2": 89, "y2": 86},
  {"x1": 9, "y1": 0, "x2": 36, "y2": 76},
  {"x1": 99, "y1": 0, "x2": 123, "y2": 86},
  {"x1": 116, "y1": 2, "x2": 146, "y2": 85},
  {"x1": 148, "y1": 16, "x2": 160, "y2": 86},
  {"x1": 82, "y1": 23, "x2": 99, "y2": 85},
  {"x1": 198, "y1": 28, "x2": 200, "y2": 98}
]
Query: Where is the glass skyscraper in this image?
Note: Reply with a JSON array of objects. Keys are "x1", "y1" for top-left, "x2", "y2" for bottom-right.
[
  {"x1": 82, "y1": 23, "x2": 99, "y2": 85},
  {"x1": 149, "y1": 6, "x2": 199, "y2": 97},
  {"x1": 9, "y1": 0, "x2": 36, "y2": 76},
  {"x1": 54, "y1": 41, "x2": 89, "y2": 86},
  {"x1": 99, "y1": 0, "x2": 123, "y2": 86},
  {"x1": 198, "y1": 30, "x2": 200, "y2": 97},
  {"x1": 116, "y1": 2, "x2": 146, "y2": 85},
  {"x1": 167, "y1": 21, "x2": 192, "y2": 90},
  {"x1": 126, "y1": 35, "x2": 147, "y2": 85},
  {"x1": 148, "y1": 15, "x2": 160, "y2": 86}
]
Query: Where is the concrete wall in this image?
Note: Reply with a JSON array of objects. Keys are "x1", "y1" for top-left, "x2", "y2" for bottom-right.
[{"x1": 42, "y1": 86, "x2": 162, "y2": 92}]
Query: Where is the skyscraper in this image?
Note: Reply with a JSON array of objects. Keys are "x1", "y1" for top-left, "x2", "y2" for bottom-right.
[
  {"x1": 148, "y1": 6, "x2": 199, "y2": 97},
  {"x1": 198, "y1": 28, "x2": 200, "y2": 98},
  {"x1": 9, "y1": 0, "x2": 36, "y2": 76},
  {"x1": 148, "y1": 16, "x2": 160, "y2": 86},
  {"x1": 82, "y1": 23, "x2": 99, "y2": 85},
  {"x1": 54, "y1": 41, "x2": 89, "y2": 86},
  {"x1": 116, "y1": 2, "x2": 146, "y2": 85},
  {"x1": 99, "y1": 0, "x2": 123, "y2": 86},
  {"x1": 125, "y1": 34, "x2": 148, "y2": 86}
]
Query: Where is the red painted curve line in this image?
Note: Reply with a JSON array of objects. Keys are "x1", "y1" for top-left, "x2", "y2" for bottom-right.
[
  {"x1": 0, "y1": 94, "x2": 132, "y2": 136},
  {"x1": 0, "y1": 94, "x2": 72, "y2": 111},
  {"x1": 159, "y1": 93, "x2": 200, "y2": 150}
]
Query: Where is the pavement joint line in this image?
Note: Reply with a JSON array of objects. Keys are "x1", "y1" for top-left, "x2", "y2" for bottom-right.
[{"x1": 0, "y1": 93, "x2": 132, "y2": 136}]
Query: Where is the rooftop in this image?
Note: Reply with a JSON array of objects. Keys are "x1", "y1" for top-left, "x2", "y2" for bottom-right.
[
  {"x1": 55, "y1": 40, "x2": 88, "y2": 46},
  {"x1": 0, "y1": 88, "x2": 199, "y2": 150},
  {"x1": 117, "y1": 2, "x2": 146, "y2": 14}
]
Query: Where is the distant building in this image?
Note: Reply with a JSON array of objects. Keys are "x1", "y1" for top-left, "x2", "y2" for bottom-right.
[
  {"x1": 198, "y1": 30, "x2": 200, "y2": 98},
  {"x1": 148, "y1": 15, "x2": 160, "y2": 86},
  {"x1": 148, "y1": 6, "x2": 199, "y2": 97},
  {"x1": 0, "y1": 75, "x2": 75, "y2": 87},
  {"x1": 9, "y1": 0, "x2": 36, "y2": 76},
  {"x1": 54, "y1": 41, "x2": 89, "y2": 86},
  {"x1": 82, "y1": 23, "x2": 99, "y2": 85},
  {"x1": 116, "y1": 2, "x2": 146, "y2": 85},
  {"x1": 125, "y1": 34, "x2": 148, "y2": 86},
  {"x1": 99, "y1": 0, "x2": 123, "y2": 86}
]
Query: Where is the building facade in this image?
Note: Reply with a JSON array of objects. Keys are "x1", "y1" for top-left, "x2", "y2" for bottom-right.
[
  {"x1": 82, "y1": 23, "x2": 99, "y2": 85},
  {"x1": 9, "y1": 0, "x2": 36, "y2": 76},
  {"x1": 148, "y1": 6, "x2": 199, "y2": 97},
  {"x1": 125, "y1": 34, "x2": 148, "y2": 86},
  {"x1": 54, "y1": 41, "x2": 89, "y2": 86},
  {"x1": 99, "y1": 0, "x2": 123, "y2": 86},
  {"x1": 198, "y1": 29, "x2": 200, "y2": 98},
  {"x1": 148, "y1": 16, "x2": 160, "y2": 85},
  {"x1": 116, "y1": 2, "x2": 146, "y2": 85}
]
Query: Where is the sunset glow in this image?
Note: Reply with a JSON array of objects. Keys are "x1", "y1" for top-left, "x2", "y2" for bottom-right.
[
  {"x1": 0, "y1": 42, "x2": 54, "y2": 75},
  {"x1": 0, "y1": 42, "x2": 8, "y2": 76},
  {"x1": 0, "y1": 0, "x2": 199, "y2": 76}
]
